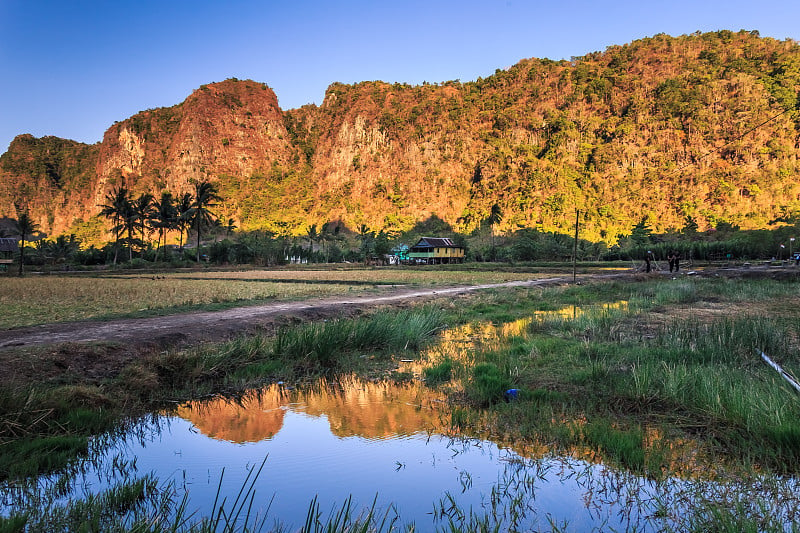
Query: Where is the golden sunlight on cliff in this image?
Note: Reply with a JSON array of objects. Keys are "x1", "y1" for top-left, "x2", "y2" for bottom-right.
[{"x1": 176, "y1": 391, "x2": 287, "y2": 443}]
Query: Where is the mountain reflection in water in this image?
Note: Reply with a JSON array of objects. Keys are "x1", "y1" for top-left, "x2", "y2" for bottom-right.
[
  {"x1": 176, "y1": 377, "x2": 446, "y2": 444},
  {"x1": 161, "y1": 375, "x2": 684, "y2": 531},
  {"x1": 4, "y1": 371, "x2": 799, "y2": 529}
]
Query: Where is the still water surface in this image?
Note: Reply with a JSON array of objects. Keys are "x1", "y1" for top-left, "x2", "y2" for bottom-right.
[
  {"x1": 8, "y1": 379, "x2": 688, "y2": 530},
  {"x1": 5, "y1": 376, "x2": 800, "y2": 530}
]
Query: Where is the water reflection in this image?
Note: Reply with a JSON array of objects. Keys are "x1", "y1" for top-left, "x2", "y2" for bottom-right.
[
  {"x1": 402, "y1": 301, "x2": 628, "y2": 377},
  {"x1": 401, "y1": 302, "x2": 722, "y2": 480},
  {"x1": 3, "y1": 374, "x2": 800, "y2": 531},
  {"x1": 177, "y1": 377, "x2": 446, "y2": 443},
  {"x1": 533, "y1": 300, "x2": 629, "y2": 320},
  {"x1": 4, "y1": 303, "x2": 800, "y2": 529}
]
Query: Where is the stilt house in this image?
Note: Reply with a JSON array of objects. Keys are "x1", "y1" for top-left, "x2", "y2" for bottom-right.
[{"x1": 408, "y1": 237, "x2": 465, "y2": 264}]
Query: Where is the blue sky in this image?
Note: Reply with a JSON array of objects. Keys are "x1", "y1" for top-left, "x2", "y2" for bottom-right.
[{"x1": 1, "y1": 0, "x2": 798, "y2": 153}]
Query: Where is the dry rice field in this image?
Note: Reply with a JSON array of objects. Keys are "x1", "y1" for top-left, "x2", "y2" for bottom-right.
[{"x1": 2, "y1": 268, "x2": 548, "y2": 329}]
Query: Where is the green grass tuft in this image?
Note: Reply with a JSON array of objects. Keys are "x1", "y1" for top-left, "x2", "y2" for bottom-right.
[
  {"x1": 423, "y1": 359, "x2": 453, "y2": 385},
  {"x1": 468, "y1": 363, "x2": 511, "y2": 406}
]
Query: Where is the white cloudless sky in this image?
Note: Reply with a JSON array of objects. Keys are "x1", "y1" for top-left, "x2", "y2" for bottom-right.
[{"x1": 1, "y1": 0, "x2": 798, "y2": 152}]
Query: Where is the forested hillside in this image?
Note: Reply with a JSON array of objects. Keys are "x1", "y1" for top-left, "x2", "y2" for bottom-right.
[{"x1": 1, "y1": 30, "x2": 798, "y2": 244}]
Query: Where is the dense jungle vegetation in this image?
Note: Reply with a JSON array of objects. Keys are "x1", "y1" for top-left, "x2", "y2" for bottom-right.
[{"x1": 2, "y1": 30, "x2": 799, "y2": 246}]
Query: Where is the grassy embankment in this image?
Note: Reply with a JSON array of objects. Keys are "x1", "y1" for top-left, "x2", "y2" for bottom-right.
[
  {"x1": 0, "y1": 305, "x2": 447, "y2": 479},
  {"x1": 4, "y1": 267, "x2": 553, "y2": 485},
  {"x1": 0, "y1": 306, "x2": 447, "y2": 532},
  {"x1": 429, "y1": 276, "x2": 800, "y2": 475},
  {"x1": 413, "y1": 275, "x2": 800, "y2": 531}
]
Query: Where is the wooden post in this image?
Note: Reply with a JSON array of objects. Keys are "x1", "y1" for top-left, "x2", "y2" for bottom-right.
[{"x1": 573, "y1": 209, "x2": 579, "y2": 283}]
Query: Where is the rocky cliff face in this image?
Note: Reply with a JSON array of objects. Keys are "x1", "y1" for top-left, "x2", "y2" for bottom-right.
[
  {"x1": 2, "y1": 31, "x2": 800, "y2": 243},
  {"x1": 0, "y1": 134, "x2": 99, "y2": 233},
  {"x1": 300, "y1": 81, "x2": 478, "y2": 233},
  {"x1": 93, "y1": 79, "x2": 296, "y2": 212},
  {"x1": 0, "y1": 79, "x2": 297, "y2": 238}
]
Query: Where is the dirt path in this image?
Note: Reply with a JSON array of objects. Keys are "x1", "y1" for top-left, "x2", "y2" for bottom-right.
[
  {"x1": 0, "y1": 276, "x2": 581, "y2": 352},
  {"x1": 5, "y1": 265, "x2": 795, "y2": 354}
]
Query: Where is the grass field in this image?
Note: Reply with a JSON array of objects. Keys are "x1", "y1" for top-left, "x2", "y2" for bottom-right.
[
  {"x1": 1, "y1": 267, "x2": 548, "y2": 329},
  {"x1": 421, "y1": 276, "x2": 800, "y2": 476}
]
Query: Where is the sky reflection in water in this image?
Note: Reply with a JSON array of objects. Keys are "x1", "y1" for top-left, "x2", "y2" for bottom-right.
[{"x1": 53, "y1": 379, "x2": 672, "y2": 531}]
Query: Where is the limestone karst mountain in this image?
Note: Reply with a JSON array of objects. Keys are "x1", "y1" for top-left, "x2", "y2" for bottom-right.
[{"x1": 2, "y1": 30, "x2": 799, "y2": 244}]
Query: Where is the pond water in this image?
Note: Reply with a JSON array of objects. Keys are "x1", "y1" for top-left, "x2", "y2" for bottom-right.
[
  {"x1": 5, "y1": 376, "x2": 799, "y2": 531},
  {"x1": 2, "y1": 379, "x2": 678, "y2": 530}
]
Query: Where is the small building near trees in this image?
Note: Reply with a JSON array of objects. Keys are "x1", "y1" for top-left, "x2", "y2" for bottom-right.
[
  {"x1": 0, "y1": 238, "x2": 18, "y2": 267},
  {"x1": 408, "y1": 237, "x2": 465, "y2": 264},
  {"x1": 389, "y1": 244, "x2": 410, "y2": 265}
]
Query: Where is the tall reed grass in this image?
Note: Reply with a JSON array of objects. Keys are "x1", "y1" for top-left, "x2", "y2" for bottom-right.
[
  {"x1": 272, "y1": 308, "x2": 445, "y2": 370},
  {"x1": 1, "y1": 456, "x2": 412, "y2": 533},
  {"x1": 5, "y1": 276, "x2": 800, "y2": 530}
]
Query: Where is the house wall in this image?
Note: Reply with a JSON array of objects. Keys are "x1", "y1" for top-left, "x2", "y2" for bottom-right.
[
  {"x1": 409, "y1": 247, "x2": 465, "y2": 260},
  {"x1": 434, "y1": 247, "x2": 464, "y2": 258}
]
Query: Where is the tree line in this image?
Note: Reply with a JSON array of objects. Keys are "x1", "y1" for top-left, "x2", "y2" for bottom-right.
[
  {"x1": 3, "y1": 186, "x2": 799, "y2": 274},
  {"x1": 99, "y1": 180, "x2": 223, "y2": 264}
]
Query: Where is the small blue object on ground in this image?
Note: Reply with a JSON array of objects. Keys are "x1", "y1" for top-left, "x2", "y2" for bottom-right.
[{"x1": 504, "y1": 389, "x2": 519, "y2": 401}]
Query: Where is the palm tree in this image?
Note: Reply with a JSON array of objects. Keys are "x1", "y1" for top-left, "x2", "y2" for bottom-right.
[
  {"x1": 99, "y1": 186, "x2": 132, "y2": 265},
  {"x1": 13, "y1": 212, "x2": 38, "y2": 276},
  {"x1": 152, "y1": 192, "x2": 177, "y2": 262},
  {"x1": 273, "y1": 221, "x2": 292, "y2": 261},
  {"x1": 320, "y1": 222, "x2": 338, "y2": 263},
  {"x1": 306, "y1": 224, "x2": 318, "y2": 262},
  {"x1": 211, "y1": 219, "x2": 224, "y2": 242},
  {"x1": 225, "y1": 218, "x2": 237, "y2": 239},
  {"x1": 357, "y1": 223, "x2": 372, "y2": 263},
  {"x1": 132, "y1": 193, "x2": 155, "y2": 257},
  {"x1": 176, "y1": 192, "x2": 194, "y2": 253},
  {"x1": 188, "y1": 181, "x2": 221, "y2": 262},
  {"x1": 121, "y1": 205, "x2": 137, "y2": 262},
  {"x1": 47, "y1": 234, "x2": 80, "y2": 265}
]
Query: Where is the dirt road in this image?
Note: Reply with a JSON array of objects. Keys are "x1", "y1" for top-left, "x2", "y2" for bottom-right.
[
  {"x1": 0, "y1": 276, "x2": 576, "y2": 351},
  {"x1": 5, "y1": 264, "x2": 795, "y2": 354}
]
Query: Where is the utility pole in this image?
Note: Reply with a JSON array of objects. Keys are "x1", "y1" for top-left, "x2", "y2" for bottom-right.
[{"x1": 573, "y1": 209, "x2": 579, "y2": 283}]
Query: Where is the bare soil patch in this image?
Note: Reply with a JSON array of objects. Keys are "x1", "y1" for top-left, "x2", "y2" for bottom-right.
[{"x1": 1, "y1": 277, "x2": 583, "y2": 386}]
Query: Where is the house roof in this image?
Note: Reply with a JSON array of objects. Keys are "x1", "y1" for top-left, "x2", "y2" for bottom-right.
[
  {"x1": 411, "y1": 237, "x2": 462, "y2": 249},
  {"x1": 0, "y1": 238, "x2": 18, "y2": 252}
]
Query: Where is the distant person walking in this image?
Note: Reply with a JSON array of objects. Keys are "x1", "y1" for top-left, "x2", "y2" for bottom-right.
[
  {"x1": 645, "y1": 250, "x2": 653, "y2": 273},
  {"x1": 668, "y1": 250, "x2": 680, "y2": 272}
]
